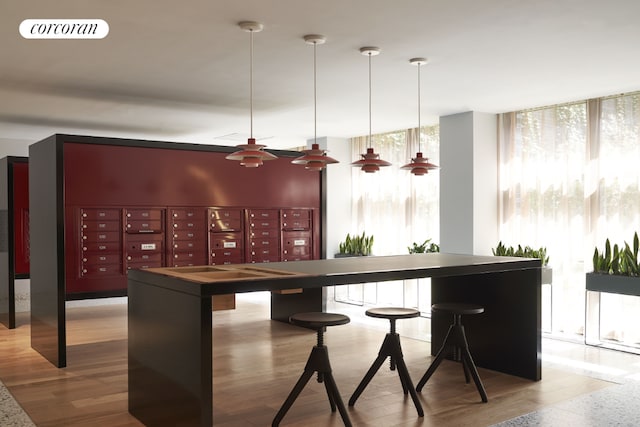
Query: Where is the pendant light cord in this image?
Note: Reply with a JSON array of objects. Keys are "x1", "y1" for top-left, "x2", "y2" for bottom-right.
[
  {"x1": 249, "y1": 29, "x2": 254, "y2": 139},
  {"x1": 368, "y1": 52, "x2": 372, "y2": 149},
  {"x1": 417, "y1": 62, "x2": 421, "y2": 152},
  {"x1": 313, "y1": 41, "x2": 317, "y2": 145}
]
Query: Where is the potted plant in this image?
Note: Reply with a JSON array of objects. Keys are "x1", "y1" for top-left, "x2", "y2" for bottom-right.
[
  {"x1": 492, "y1": 241, "x2": 552, "y2": 284},
  {"x1": 336, "y1": 232, "x2": 374, "y2": 257},
  {"x1": 408, "y1": 239, "x2": 440, "y2": 254},
  {"x1": 587, "y1": 232, "x2": 640, "y2": 296}
]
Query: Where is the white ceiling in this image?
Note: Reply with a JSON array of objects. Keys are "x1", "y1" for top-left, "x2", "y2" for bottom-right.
[{"x1": 2, "y1": 0, "x2": 639, "y2": 150}]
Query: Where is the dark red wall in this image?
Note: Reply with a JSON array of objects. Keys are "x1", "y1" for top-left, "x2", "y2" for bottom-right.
[
  {"x1": 61, "y1": 141, "x2": 322, "y2": 296},
  {"x1": 12, "y1": 162, "x2": 29, "y2": 276},
  {"x1": 63, "y1": 143, "x2": 321, "y2": 208}
]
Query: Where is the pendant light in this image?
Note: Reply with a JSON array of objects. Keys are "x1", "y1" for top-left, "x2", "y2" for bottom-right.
[
  {"x1": 352, "y1": 47, "x2": 391, "y2": 173},
  {"x1": 226, "y1": 21, "x2": 277, "y2": 167},
  {"x1": 401, "y1": 57, "x2": 439, "y2": 176},
  {"x1": 291, "y1": 34, "x2": 339, "y2": 171}
]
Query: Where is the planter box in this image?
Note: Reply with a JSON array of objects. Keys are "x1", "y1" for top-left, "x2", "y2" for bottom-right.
[
  {"x1": 586, "y1": 272, "x2": 640, "y2": 297},
  {"x1": 334, "y1": 253, "x2": 369, "y2": 258}
]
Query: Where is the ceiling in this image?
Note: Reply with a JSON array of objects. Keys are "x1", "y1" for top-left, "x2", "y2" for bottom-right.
[{"x1": 2, "y1": 0, "x2": 639, "y2": 150}]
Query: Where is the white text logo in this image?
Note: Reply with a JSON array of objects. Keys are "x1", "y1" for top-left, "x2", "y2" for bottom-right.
[{"x1": 20, "y1": 19, "x2": 109, "y2": 39}]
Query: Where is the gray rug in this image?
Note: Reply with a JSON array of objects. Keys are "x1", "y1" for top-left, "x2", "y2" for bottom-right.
[
  {"x1": 0, "y1": 380, "x2": 35, "y2": 426},
  {"x1": 492, "y1": 381, "x2": 640, "y2": 427}
]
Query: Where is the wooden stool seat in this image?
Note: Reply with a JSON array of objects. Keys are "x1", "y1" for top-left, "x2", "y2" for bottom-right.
[
  {"x1": 273, "y1": 312, "x2": 352, "y2": 427},
  {"x1": 431, "y1": 303, "x2": 484, "y2": 316},
  {"x1": 365, "y1": 307, "x2": 420, "y2": 320},
  {"x1": 290, "y1": 312, "x2": 351, "y2": 329},
  {"x1": 349, "y1": 307, "x2": 424, "y2": 417},
  {"x1": 416, "y1": 303, "x2": 488, "y2": 403}
]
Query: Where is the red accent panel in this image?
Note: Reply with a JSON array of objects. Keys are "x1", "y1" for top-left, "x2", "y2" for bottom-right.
[
  {"x1": 12, "y1": 162, "x2": 29, "y2": 275},
  {"x1": 62, "y1": 141, "x2": 322, "y2": 296},
  {"x1": 63, "y1": 143, "x2": 321, "y2": 208}
]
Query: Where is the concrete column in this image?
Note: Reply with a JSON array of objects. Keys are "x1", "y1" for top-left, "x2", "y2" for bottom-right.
[
  {"x1": 439, "y1": 112, "x2": 498, "y2": 255},
  {"x1": 308, "y1": 137, "x2": 351, "y2": 258}
]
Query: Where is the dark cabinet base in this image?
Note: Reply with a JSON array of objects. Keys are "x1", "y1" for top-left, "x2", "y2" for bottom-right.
[{"x1": 270, "y1": 287, "x2": 326, "y2": 323}]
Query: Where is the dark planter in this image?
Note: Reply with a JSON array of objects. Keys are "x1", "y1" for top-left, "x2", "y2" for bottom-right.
[
  {"x1": 334, "y1": 253, "x2": 368, "y2": 258},
  {"x1": 586, "y1": 272, "x2": 640, "y2": 297}
]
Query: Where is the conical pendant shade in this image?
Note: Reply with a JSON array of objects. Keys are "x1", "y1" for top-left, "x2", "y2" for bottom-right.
[
  {"x1": 292, "y1": 34, "x2": 339, "y2": 171},
  {"x1": 226, "y1": 138, "x2": 277, "y2": 167},
  {"x1": 227, "y1": 21, "x2": 277, "y2": 167},
  {"x1": 352, "y1": 147, "x2": 392, "y2": 173},
  {"x1": 403, "y1": 57, "x2": 438, "y2": 176},
  {"x1": 401, "y1": 152, "x2": 438, "y2": 175},
  {"x1": 352, "y1": 47, "x2": 390, "y2": 173},
  {"x1": 292, "y1": 143, "x2": 338, "y2": 171}
]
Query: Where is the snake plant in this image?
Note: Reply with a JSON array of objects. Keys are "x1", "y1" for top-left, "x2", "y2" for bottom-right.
[{"x1": 593, "y1": 232, "x2": 640, "y2": 276}]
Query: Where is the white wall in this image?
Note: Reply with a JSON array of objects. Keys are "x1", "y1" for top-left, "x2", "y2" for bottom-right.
[
  {"x1": 439, "y1": 112, "x2": 474, "y2": 254},
  {"x1": 472, "y1": 112, "x2": 498, "y2": 255},
  {"x1": 0, "y1": 137, "x2": 30, "y2": 157},
  {"x1": 439, "y1": 112, "x2": 498, "y2": 255}
]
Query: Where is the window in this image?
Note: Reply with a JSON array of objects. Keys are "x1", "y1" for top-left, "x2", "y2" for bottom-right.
[
  {"x1": 344, "y1": 126, "x2": 439, "y2": 311},
  {"x1": 351, "y1": 126, "x2": 440, "y2": 255},
  {"x1": 499, "y1": 92, "x2": 640, "y2": 346}
]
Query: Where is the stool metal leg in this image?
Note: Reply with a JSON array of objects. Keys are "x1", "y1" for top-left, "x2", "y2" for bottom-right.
[
  {"x1": 273, "y1": 345, "x2": 352, "y2": 427},
  {"x1": 416, "y1": 316, "x2": 488, "y2": 403},
  {"x1": 349, "y1": 333, "x2": 424, "y2": 417},
  {"x1": 348, "y1": 350, "x2": 387, "y2": 406},
  {"x1": 458, "y1": 328, "x2": 488, "y2": 402},
  {"x1": 273, "y1": 368, "x2": 315, "y2": 426},
  {"x1": 416, "y1": 323, "x2": 454, "y2": 391},
  {"x1": 391, "y1": 344, "x2": 424, "y2": 417},
  {"x1": 461, "y1": 350, "x2": 471, "y2": 383},
  {"x1": 323, "y1": 378, "x2": 337, "y2": 412},
  {"x1": 323, "y1": 371, "x2": 352, "y2": 427}
]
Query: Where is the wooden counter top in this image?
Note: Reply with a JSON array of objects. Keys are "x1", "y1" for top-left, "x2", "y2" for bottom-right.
[
  {"x1": 143, "y1": 264, "x2": 310, "y2": 283},
  {"x1": 128, "y1": 253, "x2": 540, "y2": 297}
]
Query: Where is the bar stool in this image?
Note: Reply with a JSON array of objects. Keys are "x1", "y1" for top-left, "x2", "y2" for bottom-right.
[
  {"x1": 348, "y1": 307, "x2": 424, "y2": 417},
  {"x1": 416, "y1": 303, "x2": 488, "y2": 402},
  {"x1": 272, "y1": 312, "x2": 352, "y2": 427}
]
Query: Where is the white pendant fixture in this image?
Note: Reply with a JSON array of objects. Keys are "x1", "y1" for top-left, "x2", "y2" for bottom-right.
[
  {"x1": 351, "y1": 47, "x2": 391, "y2": 173},
  {"x1": 226, "y1": 21, "x2": 277, "y2": 168},
  {"x1": 401, "y1": 57, "x2": 439, "y2": 176},
  {"x1": 292, "y1": 34, "x2": 339, "y2": 171}
]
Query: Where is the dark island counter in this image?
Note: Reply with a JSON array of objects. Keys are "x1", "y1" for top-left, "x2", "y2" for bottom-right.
[{"x1": 128, "y1": 253, "x2": 541, "y2": 426}]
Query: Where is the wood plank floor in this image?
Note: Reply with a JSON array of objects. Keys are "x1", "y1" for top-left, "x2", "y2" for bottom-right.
[{"x1": 0, "y1": 294, "x2": 612, "y2": 426}]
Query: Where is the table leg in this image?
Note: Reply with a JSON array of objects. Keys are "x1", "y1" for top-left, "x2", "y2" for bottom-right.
[
  {"x1": 431, "y1": 269, "x2": 541, "y2": 381},
  {"x1": 128, "y1": 278, "x2": 213, "y2": 426}
]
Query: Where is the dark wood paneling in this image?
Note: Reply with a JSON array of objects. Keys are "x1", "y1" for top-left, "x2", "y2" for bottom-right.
[
  {"x1": 431, "y1": 268, "x2": 542, "y2": 381},
  {"x1": 128, "y1": 277, "x2": 212, "y2": 426},
  {"x1": 0, "y1": 157, "x2": 10, "y2": 329},
  {"x1": 270, "y1": 287, "x2": 326, "y2": 322},
  {"x1": 29, "y1": 138, "x2": 66, "y2": 367}
]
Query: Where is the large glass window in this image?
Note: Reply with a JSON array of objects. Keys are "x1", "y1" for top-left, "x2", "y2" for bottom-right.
[
  {"x1": 499, "y1": 92, "x2": 640, "y2": 346},
  {"x1": 351, "y1": 125, "x2": 440, "y2": 255},
  {"x1": 340, "y1": 125, "x2": 439, "y2": 311}
]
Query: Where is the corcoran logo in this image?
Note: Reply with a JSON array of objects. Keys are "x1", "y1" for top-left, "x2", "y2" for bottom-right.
[{"x1": 19, "y1": 19, "x2": 109, "y2": 39}]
